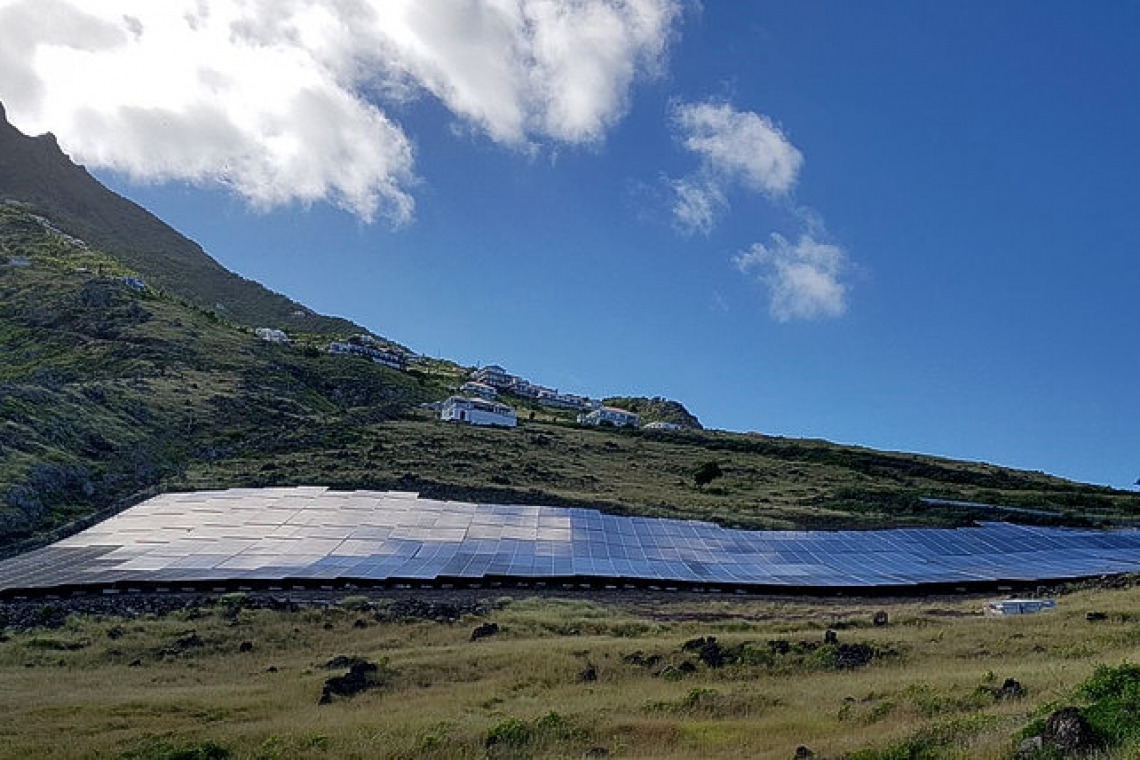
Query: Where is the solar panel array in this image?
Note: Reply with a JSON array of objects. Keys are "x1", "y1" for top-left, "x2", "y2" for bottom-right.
[{"x1": 2, "y1": 486, "x2": 1140, "y2": 592}]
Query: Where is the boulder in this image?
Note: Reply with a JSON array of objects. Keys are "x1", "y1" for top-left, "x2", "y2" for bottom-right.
[
  {"x1": 470, "y1": 622, "x2": 500, "y2": 641},
  {"x1": 1043, "y1": 706, "x2": 1096, "y2": 754}
]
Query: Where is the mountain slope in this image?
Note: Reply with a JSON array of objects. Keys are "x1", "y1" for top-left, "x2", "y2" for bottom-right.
[
  {"x1": 1, "y1": 111, "x2": 1138, "y2": 551},
  {"x1": 0, "y1": 102, "x2": 360, "y2": 335}
]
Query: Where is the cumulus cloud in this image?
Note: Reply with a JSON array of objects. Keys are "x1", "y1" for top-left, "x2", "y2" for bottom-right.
[
  {"x1": 0, "y1": 0, "x2": 681, "y2": 223},
  {"x1": 733, "y1": 232, "x2": 849, "y2": 322},
  {"x1": 667, "y1": 99, "x2": 801, "y2": 232}
]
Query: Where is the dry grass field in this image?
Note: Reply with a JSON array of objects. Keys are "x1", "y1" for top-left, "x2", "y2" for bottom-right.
[{"x1": 4, "y1": 581, "x2": 1140, "y2": 759}]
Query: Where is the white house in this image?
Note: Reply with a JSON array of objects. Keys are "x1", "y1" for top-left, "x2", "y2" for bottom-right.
[
  {"x1": 578, "y1": 406, "x2": 640, "y2": 428},
  {"x1": 441, "y1": 396, "x2": 517, "y2": 427},
  {"x1": 473, "y1": 364, "x2": 515, "y2": 389},
  {"x1": 643, "y1": 421, "x2": 681, "y2": 431},
  {"x1": 255, "y1": 327, "x2": 290, "y2": 343},
  {"x1": 460, "y1": 381, "x2": 498, "y2": 400}
]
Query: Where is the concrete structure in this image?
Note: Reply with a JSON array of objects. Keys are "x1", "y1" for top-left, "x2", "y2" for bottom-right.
[
  {"x1": 255, "y1": 327, "x2": 290, "y2": 343},
  {"x1": 441, "y1": 396, "x2": 517, "y2": 427},
  {"x1": 986, "y1": 599, "x2": 1057, "y2": 616},
  {"x1": 643, "y1": 421, "x2": 682, "y2": 431},
  {"x1": 460, "y1": 381, "x2": 498, "y2": 400},
  {"x1": 578, "y1": 406, "x2": 640, "y2": 428},
  {"x1": 329, "y1": 340, "x2": 406, "y2": 370},
  {"x1": 538, "y1": 391, "x2": 592, "y2": 411},
  {"x1": 473, "y1": 364, "x2": 515, "y2": 389}
]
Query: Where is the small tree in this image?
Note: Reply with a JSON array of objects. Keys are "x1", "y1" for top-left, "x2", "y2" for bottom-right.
[{"x1": 694, "y1": 461, "x2": 723, "y2": 488}]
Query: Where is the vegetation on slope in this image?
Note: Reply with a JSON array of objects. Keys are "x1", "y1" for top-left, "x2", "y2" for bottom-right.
[
  {"x1": 602, "y1": 396, "x2": 703, "y2": 429},
  {"x1": 0, "y1": 101, "x2": 361, "y2": 335},
  {"x1": 4, "y1": 580, "x2": 1140, "y2": 758},
  {"x1": 2, "y1": 200, "x2": 1138, "y2": 548}
]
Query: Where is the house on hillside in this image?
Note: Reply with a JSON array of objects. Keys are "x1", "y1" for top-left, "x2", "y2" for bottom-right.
[
  {"x1": 255, "y1": 327, "x2": 290, "y2": 343},
  {"x1": 643, "y1": 421, "x2": 681, "y2": 431},
  {"x1": 441, "y1": 396, "x2": 517, "y2": 428},
  {"x1": 460, "y1": 381, "x2": 498, "y2": 400},
  {"x1": 537, "y1": 391, "x2": 591, "y2": 411},
  {"x1": 328, "y1": 340, "x2": 406, "y2": 370},
  {"x1": 473, "y1": 364, "x2": 515, "y2": 389},
  {"x1": 578, "y1": 406, "x2": 639, "y2": 428}
]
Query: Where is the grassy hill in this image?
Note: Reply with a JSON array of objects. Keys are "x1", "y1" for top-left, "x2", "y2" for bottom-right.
[{"x1": 2, "y1": 196, "x2": 1138, "y2": 549}]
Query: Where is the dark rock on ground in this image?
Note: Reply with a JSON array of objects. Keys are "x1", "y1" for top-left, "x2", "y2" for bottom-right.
[
  {"x1": 833, "y1": 643, "x2": 875, "y2": 669},
  {"x1": 579, "y1": 663, "x2": 597, "y2": 682},
  {"x1": 794, "y1": 746, "x2": 815, "y2": 759},
  {"x1": 824, "y1": 629, "x2": 838, "y2": 645},
  {"x1": 319, "y1": 660, "x2": 386, "y2": 704},
  {"x1": 238, "y1": 641, "x2": 253, "y2": 653},
  {"x1": 872, "y1": 611, "x2": 889, "y2": 626},
  {"x1": 681, "y1": 636, "x2": 727, "y2": 668},
  {"x1": 1042, "y1": 706, "x2": 1096, "y2": 754},
  {"x1": 470, "y1": 622, "x2": 500, "y2": 641},
  {"x1": 768, "y1": 639, "x2": 791, "y2": 655},
  {"x1": 998, "y1": 677, "x2": 1026, "y2": 699},
  {"x1": 1086, "y1": 611, "x2": 1108, "y2": 622}
]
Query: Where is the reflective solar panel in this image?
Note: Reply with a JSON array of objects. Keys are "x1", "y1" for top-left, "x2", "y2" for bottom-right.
[{"x1": 4, "y1": 488, "x2": 1140, "y2": 592}]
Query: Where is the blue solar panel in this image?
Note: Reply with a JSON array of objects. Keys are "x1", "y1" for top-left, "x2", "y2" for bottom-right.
[{"x1": 3, "y1": 487, "x2": 1140, "y2": 592}]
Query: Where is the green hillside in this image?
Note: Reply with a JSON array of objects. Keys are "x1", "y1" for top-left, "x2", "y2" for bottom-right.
[
  {"x1": 2, "y1": 197, "x2": 1138, "y2": 549},
  {"x1": 0, "y1": 103, "x2": 361, "y2": 335}
]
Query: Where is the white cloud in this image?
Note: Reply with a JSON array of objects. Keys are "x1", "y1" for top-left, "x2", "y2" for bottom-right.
[
  {"x1": 667, "y1": 98, "x2": 801, "y2": 232},
  {"x1": 734, "y1": 232, "x2": 849, "y2": 321},
  {"x1": 668, "y1": 176, "x2": 725, "y2": 235},
  {"x1": 0, "y1": 0, "x2": 681, "y2": 223}
]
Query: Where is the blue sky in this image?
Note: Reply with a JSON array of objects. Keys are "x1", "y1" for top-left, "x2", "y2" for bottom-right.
[{"x1": 3, "y1": 2, "x2": 1139, "y2": 489}]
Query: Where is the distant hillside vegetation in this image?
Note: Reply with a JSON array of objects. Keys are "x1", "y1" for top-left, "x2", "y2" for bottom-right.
[
  {"x1": 603, "y1": 396, "x2": 703, "y2": 429},
  {"x1": 0, "y1": 102, "x2": 360, "y2": 335},
  {"x1": 2, "y1": 102, "x2": 1138, "y2": 552}
]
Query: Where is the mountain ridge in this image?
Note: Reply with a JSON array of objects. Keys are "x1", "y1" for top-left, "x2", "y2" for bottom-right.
[{"x1": 0, "y1": 102, "x2": 361, "y2": 335}]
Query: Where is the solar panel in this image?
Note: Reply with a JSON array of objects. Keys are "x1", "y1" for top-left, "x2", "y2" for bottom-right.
[{"x1": 5, "y1": 487, "x2": 1140, "y2": 592}]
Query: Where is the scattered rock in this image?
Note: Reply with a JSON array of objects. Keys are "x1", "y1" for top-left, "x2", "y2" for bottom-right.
[
  {"x1": 1016, "y1": 736, "x2": 1043, "y2": 758},
  {"x1": 319, "y1": 660, "x2": 387, "y2": 704},
  {"x1": 470, "y1": 622, "x2": 500, "y2": 641},
  {"x1": 128, "y1": 658, "x2": 142, "y2": 667},
  {"x1": 238, "y1": 641, "x2": 254, "y2": 653},
  {"x1": 352, "y1": 618, "x2": 368, "y2": 629},
  {"x1": 998, "y1": 677, "x2": 1026, "y2": 700},
  {"x1": 106, "y1": 625, "x2": 124, "y2": 640},
  {"x1": 833, "y1": 643, "x2": 875, "y2": 669},
  {"x1": 682, "y1": 636, "x2": 727, "y2": 668},
  {"x1": 583, "y1": 748, "x2": 609, "y2": 758},
  {"x1": 1042, "y1": 706, "x2": 1095, "y2": 754},
  {"x1": 794, "y1": 746, "x2": 815, "y2": 759},
  {"x1": 872, "y1": 611, "x2": 889, "y2": 627},
  {"x1": 768, "y1": 639, "x2": 791, "y2": 655},
  {"x1": 266, "y1": 666, "x2": 278, "y2": 673},
  {"x1": 1086, "y1": 611, "x2": 1108, "y2": 622},
  {"x1": 579, "y1": 663, "x2": 597, "y2": 682},
  {"x1": 824, "y1": 629, "x2": 838, "y2": 645}
]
